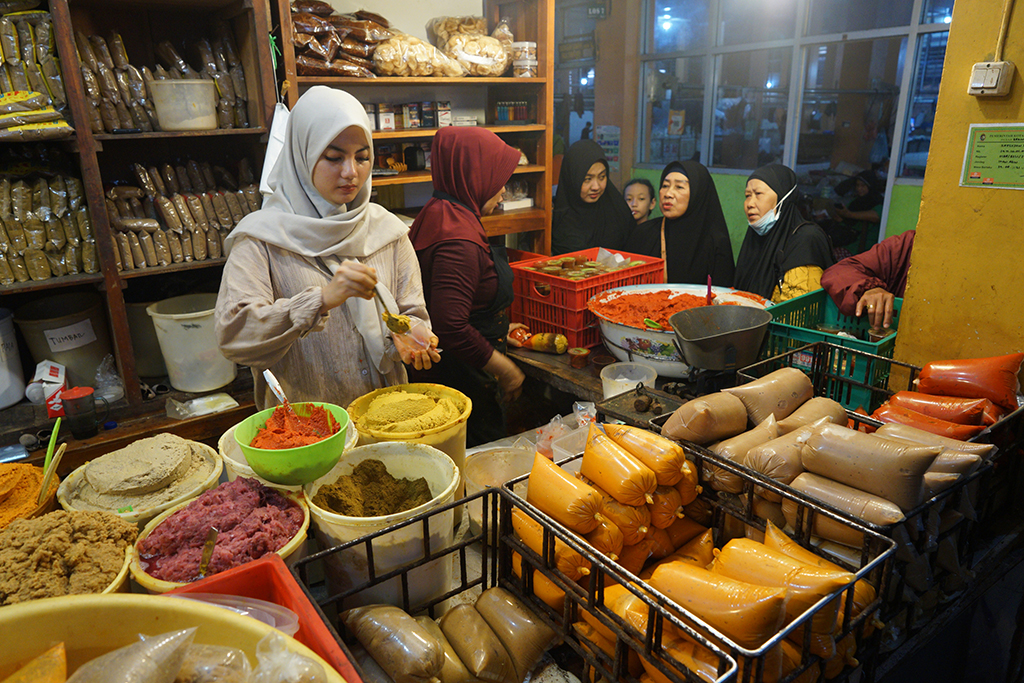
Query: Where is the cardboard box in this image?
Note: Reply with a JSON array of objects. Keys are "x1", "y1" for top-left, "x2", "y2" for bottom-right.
[
  {"x1": 27, "y1": 360, "x2": 66, "y2": 417},
  {"x1": 377, "y1": 103, "x2": 395, "y2": 130},
  {"x1": 420, "y1": 101, "x2": 435, "y2": 127},
  {"x1": 500, "y1": 197, "x2": 534, "y2": 211},
  {"x1": 436, "y1": 101, "x2": 452, "y2": 127},
  {"x1": 398, "y1": 103, "x2": 420, "y2": 129},
  {"x1": 363, "y1": 103, "x2": 378, "y2": 130}
]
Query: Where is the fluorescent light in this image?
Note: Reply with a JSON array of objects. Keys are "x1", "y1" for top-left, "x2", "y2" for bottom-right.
[{"x1": 662, "y1": 20, "x2": 672, "y2": 30}]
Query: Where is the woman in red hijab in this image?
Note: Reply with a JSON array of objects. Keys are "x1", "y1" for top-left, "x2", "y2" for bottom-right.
[{"x1": 408, "y1": 127, "x2": 525, "y2": 446}]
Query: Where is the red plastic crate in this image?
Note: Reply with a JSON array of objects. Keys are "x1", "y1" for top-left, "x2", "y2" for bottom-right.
[
  {"x1": 511, "y1": 248, "x2": 664, "y2": 348},
  {"x1": 168, "y1": 554, "x2": 359, "y2": 682},
  {"x1": 511, "y1": 247, "x2": 665, "y2": 311}
]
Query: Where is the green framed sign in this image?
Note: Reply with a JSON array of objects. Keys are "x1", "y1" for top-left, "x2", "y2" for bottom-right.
[{"x1": 960, "y1": 123, "x2": 1024, "y2": 189}]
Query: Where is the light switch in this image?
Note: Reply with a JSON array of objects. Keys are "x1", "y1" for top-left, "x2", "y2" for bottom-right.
[
  {"x1": 968, "y1": 61, "x2": 1015, "y2": 96},
  {"x1": 971, "y1": 66, "x2": 988, "y2": 89}
]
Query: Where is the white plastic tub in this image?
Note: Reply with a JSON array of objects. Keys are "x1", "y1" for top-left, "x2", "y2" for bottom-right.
[
  {"x1": 0, "y1": 309, "x2": 23, "y2": 410},
  {"x1": 304, "y1": 442, "x2": 459, "y2": 610},
  {"x1": 147, "y1": 293, "x2": 236, "y2": 392},
  {"x1": 464, "y1": 447, "x2": 533, "y2": 536},
  {"x1": 600, "y1": 361, "x2": 656, "y2": 399},
  {"x1": 150, "y1": 79, "x2": 217, "y2": 131}
]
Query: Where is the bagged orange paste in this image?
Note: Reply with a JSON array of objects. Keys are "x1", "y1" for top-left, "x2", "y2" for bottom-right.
[{"x1": 251, "y1": 404, "x2": 340, "y2": 449}]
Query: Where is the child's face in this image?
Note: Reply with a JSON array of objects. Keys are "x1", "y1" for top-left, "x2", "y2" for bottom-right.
[{"x1": 625, "y1": 184, "x2": 655, "y2": 222}]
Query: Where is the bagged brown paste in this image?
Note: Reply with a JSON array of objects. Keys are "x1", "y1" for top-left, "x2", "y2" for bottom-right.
[
  {"x1": 439, "y1": 604, "x2": 517, "y2": 683},
  {"x1": 475, "y1": 587, "x2": 558, "y2": 682},
  {"x1": 343, "y1": 605, "x2": 444, "y2": 683}
]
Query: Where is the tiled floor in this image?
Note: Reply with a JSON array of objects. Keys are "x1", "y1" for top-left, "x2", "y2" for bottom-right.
[{"x1": 877, "y1": 546, "x2": 1024, "y2": 683}]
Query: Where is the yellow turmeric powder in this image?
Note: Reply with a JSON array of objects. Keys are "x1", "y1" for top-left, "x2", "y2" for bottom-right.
[{"x1": 0, "y1": 463, "x2": 51, "y2": 529}]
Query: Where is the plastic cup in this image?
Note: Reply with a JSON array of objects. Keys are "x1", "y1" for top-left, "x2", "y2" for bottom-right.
[{"x1": 600, "y1": 361, "x2": 657, "y2": 399}]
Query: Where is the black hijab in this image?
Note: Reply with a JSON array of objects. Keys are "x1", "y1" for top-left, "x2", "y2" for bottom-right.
[
  {"x1": 734, "y1": 164, "x2": 833, "y2": 299},
  {"x1": 844, "y1": 169, "x2": 884, "y2": 213},
  {"x1": 632, "y1": 160, "x2": 735, "y2": 286},
  {"x1": 551, "y1": 140, "x2": 633, "y2": 255}
]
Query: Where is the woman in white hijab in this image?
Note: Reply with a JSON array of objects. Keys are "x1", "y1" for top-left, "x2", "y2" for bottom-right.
[{"x1": 216, "y1": 86, "x2": 440, "y2": 410}]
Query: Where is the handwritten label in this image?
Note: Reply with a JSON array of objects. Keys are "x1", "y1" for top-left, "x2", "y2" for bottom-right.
[{"x1": 43, "y1": 319, "x2": 97, "y2": 353}]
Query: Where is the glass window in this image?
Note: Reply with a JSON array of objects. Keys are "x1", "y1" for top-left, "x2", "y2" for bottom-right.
[
  {"x1": 651, "y1": 0, "x2": 709, "y2": 53},
  {"x1": 807, "y1": 0, "x2": 913, "y2": 35},
  {"x1": 899, "y1": 31, "x2": 947, "y2": 177},
  {"x1": 711, "y1": 48, "x2": 792, "y2": 169},
  {"x1": 718, "y1": 0, "x2": 797, "y2": 46},
  {"x1": 796, "y1": 37, "x2": 905, "y2": 177},
  {"x1": 641, "y1": 57, "x2": 706, "y2": 165},
  {"x1": 921, "y1": 0, "x2": 955, "y2": 24}
]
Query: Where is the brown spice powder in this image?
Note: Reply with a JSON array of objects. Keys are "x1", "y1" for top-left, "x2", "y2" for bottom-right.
[{"x1": 313, "y1": 459, "x2": 432, "y2": 517}]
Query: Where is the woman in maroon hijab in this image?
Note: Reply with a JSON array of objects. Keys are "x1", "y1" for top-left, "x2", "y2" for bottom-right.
[{"x1": 408, "y1": 127, "x2": 525, "y2": 446}]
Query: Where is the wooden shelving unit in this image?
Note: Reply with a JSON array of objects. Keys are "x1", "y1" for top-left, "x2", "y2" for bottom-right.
[
  {"x1": 2, "y1": 0, "x2": 275, "y2": 441},
  {"x1": 273, "y1": 0, "x2": 554, "y2": 253}
]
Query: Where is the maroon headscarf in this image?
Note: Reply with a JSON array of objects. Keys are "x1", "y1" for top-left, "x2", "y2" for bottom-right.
[{"x1": 409, "y1": 127, "x2": 521, "y2": 250}]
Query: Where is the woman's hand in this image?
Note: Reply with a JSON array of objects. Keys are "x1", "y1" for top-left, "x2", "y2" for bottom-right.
[
  {"x1": 321, "y1": 259, "x2": 376, "y2": 314},
  {"x1": 484, "y1": 350, "x2": 525, "y2": 403},
  {"x1": 398, "y1": 334, "x2": 442, "y2": 371},
  {"x1": 506, "y1": 322, "x2": 531, "y2": 348},
  {"x1": 856, "y1": 287, "x2": 896, "y2": 329}
]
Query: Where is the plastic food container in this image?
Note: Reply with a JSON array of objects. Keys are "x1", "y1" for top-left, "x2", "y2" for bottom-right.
[
  {"x1": 149, "y1": 79, "x2": 217, "y2": 131},
  {"x1": 129, "y1": 489, "x2": 310, "y2": 593},
  {"x1": 219, "y1": 420, "x2": 359, "y2": 491},
  {"x1": 57, "y1": 442, "x2": 222, "y2": 527},
  {"x1": 304, "y1": 442, "x2": 459, "y2": 610},
  {"x1": 600, "y1": 361, "x2": 656, "y2": 399},
  {"x1": 464, "y1": 447, "x2": 533, "y2": 536},
  {"x1": 0, "y1": 594, "x2": 346, "y2": 680},
  {"x1": 168, "y1": 592, "x2": 299, "y2": 636},
  {"x1": 513, "y1": 58, "x2": 538, "y2": 77},
  {"x1": 233, "y1": 402, "x2": 349, "y2": 486},
  {"x1": 147, "y1": 294, "x2": 236, "y2": 393},
  {"x1": 510, "y1": 41, "x2": 537, "y2": 60}
]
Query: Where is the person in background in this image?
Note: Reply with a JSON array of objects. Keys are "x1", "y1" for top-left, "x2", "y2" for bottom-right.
[
  {"x1": 830, "y1": 169, "x2": 883, "y2": 257},
  {"x1": 631, "y1": 160, "x2": 734, "y2": 286},
  {"x1": 821, "y1": 229, "x2": 915, "y2": 330},
  {"x1": 623, "y1": 177, "x2": 657, "y2": 223},
  {"x1": 734, "y1": 163, "x2": 834, "y2": 302},
  {"x1": 551, "y1": 140, "x2": 633, "y2": 256},
  {"x1": 215, "y1": 87, "x2": 439, "y2": 410},
  {"x1": 407, "y1": 127, "x2": 525, "y2": 447},
  {"x1": 580, "y1": 122, "x2": 592, "y2": 140}
]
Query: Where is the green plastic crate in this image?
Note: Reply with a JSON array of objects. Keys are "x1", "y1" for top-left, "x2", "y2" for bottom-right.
[{"x1": 764, "y1": 289, "x2": 903, "y2": 410}]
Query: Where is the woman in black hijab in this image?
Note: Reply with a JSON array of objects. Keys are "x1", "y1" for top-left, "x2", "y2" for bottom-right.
[
  {"x1": 831, "y1": 169, "x2": 884, "y2": 255},
  {"x1": 632, "y1": 160, "x2": 735, "y2": 285},
  {"x1": 734, "y1": 163, "x2": 834, "y2": 302},
  {"x1": 551, "y1": 140, "x2": 633, "y2": 255}
]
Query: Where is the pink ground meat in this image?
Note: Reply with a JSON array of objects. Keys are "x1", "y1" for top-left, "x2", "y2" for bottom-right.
[{"x1": 138, "y1": 477, "x2": 303, "y2": 582}]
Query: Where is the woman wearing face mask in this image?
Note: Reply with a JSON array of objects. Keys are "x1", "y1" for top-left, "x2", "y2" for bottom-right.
[
  {"x1": 215, "y1": 87, "x2": 440, "y2": 410},
  {"x1": 624, "y1": 178, "x2": 657, "y2": 223},
  {"x1": 734, "y1": 163, "x2": 833, "y2": 302},
  {"x1": 408, "y1": 127, "x2": 525, "y2": 446},
  {"x1": 632, "y1": 160, "x2": 734, "y2": 285},
  {"x1": 551, "y1": 139, "x2": 633, "y2": 256}
]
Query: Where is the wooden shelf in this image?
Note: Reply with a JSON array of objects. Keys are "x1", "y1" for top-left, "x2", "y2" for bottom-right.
[
  {"x1": 94, "y1": 127, "x2": 267, "y2": 141},
  {"x1": 373, "y1": 164, "x2": 545, "y2": 187},
  {"x1": 297, "y1": 76, "x2": 546, "y2": 86},
  {"x1": 118, "y1": 257, "x2": 227, "y2": 280},
  {"x1": 372, "y1": 124, "x2": 546, "y2": 140},
  {"x1": 1, "y1": 272, "x2": 105, "y2": 294}
]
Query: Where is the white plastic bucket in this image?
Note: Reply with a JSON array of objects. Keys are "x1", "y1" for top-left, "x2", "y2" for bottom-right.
[
  {"x1": 0, "y1": 309, "x2": 24, "y2": 410},
  {"x1": 600, "y1": 361, "x2": 657, "y2": 399},
  {"x1": 464, "y1": 447, "x2": 532, "y2": 537},
  {"x1": 13, "y1": 292, "x2": 113, "y2": 387},
  {"x1": 304, "y1": 442, "x2": 459, "y2": 610},
  {"x1": 218, "y1": 421, "x2": 359, "y2": 491},
  {"x1": 147, "y1": 294, "x2": 235, "y2": 392},
  {"x1": 125, "y1": 302, "x2": 167, "y2": 377}
]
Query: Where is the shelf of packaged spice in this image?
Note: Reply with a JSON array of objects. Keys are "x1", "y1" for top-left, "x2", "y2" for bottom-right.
[
  {"x1": 1, "y1": 272, "x2": 105, "y2": 295},
  {"x1": 295, "y1": 76, "x2": 547, "y2": 86},
  {"x1": 117, "y1": 257, "x2": 227, "y2": 280},
  {"x1": 372, "y1": 124, "x2": 546, "y2": 140},
  {"x1": 92, "y1": 127, "x2": 268, "y2": 142},
  {"x1": 372, "y1": 163, "x2": 545, "y2": 187}
]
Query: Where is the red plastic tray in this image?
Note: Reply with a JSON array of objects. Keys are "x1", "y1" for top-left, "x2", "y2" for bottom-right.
[{"x1": 168, "y1": 554, "x2": 359, "y2": 682}]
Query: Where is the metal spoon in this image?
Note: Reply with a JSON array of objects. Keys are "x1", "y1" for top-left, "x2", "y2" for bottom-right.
[
  {"x1": 262, "y1": 369, "x2": 323, "y2": 437},
  {"x1": 374, "y1": 286, "x2": 411, "y2": 334}
]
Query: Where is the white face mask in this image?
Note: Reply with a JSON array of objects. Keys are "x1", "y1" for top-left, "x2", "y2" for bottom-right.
[{"x1": 749, "y1": 185, "x2": 795, "y2": 235}]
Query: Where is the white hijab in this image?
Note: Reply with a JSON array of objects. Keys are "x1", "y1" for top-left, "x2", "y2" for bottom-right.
[{"x1": 225, "y1": 86, "x2": 409, "y2": 375}]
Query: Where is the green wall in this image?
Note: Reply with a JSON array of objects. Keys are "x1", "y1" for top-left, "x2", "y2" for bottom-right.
[{"x1": 626, "y1": 168, "x2": 924, "y2": 258}]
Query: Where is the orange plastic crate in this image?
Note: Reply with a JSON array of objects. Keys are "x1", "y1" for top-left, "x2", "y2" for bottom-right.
[
  {"x1": 512, "y1": 248, "x2": 664, "y2": 310},
  {"x1": 168, "y1": 554, "x2": 359, "y2": 681},
  {"x1": 511, "y1": 248, "x2": 664, "y2": 348}
]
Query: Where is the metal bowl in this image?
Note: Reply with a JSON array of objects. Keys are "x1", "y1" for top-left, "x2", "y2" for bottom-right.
[
  {"x1": 669, "y1": 305, "x2": 774, "y2": 371},
  {"x1": 588, "y1": 284, "x2": 769, "y2": 378}
]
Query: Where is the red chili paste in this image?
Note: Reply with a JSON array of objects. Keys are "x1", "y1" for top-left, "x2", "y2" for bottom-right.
[
  {"x1": 589, "y1": 290, "x2": 711, "y2": 329},
  {"x1": 250, "y1": 404, "x2": 339, "y2": 449}
]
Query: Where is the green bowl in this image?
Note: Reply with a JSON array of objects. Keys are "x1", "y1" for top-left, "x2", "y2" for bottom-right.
[{"x1": 234, "y1": 402, "x2": 349, "y2": 486}]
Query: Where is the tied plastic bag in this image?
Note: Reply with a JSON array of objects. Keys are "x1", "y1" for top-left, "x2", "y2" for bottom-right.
[
  {"x1": 373, "y1": 34, "x2": 467, "y2": 77},
  {"x1": 250, "y1": 632, "x2": 329, "y2": 683},
  {"x1": 174, "y1": 644, "x2": 251, "y2": 683},
  {"x1": 66, "y1": 627, "x2": 196, "y2": 683},
  {"x1": 390, "y1": 314, "x2": 435, "y2": 358},
  {"x1": 443, "y1": 34, "x2": 510, "y2": 76},
  {"x1": 426, "y1": 15, "x2": 487, "y2": 47},
  {"x1": 534, "y1": 414, "x2": 574, "y2": 458},
  {"x1": 94, "y1": 354, "x2": 125, "y2": 403}
]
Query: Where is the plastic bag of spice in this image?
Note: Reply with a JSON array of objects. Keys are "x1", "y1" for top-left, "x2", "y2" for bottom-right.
[
  {"x1": 249, "y1": 632, "x2": 329, "y2": 683},
  {"x1": 66, "y1": 628, "x2": 195, "y2": 683},
  {"x1": 345, "y1": 605, "x2": 443, "y2": 683}
]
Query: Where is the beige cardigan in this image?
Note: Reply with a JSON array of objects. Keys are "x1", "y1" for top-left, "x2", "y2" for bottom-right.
[{"x1": 215, "y1": 234, "x2": 430, "y2": 410}]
